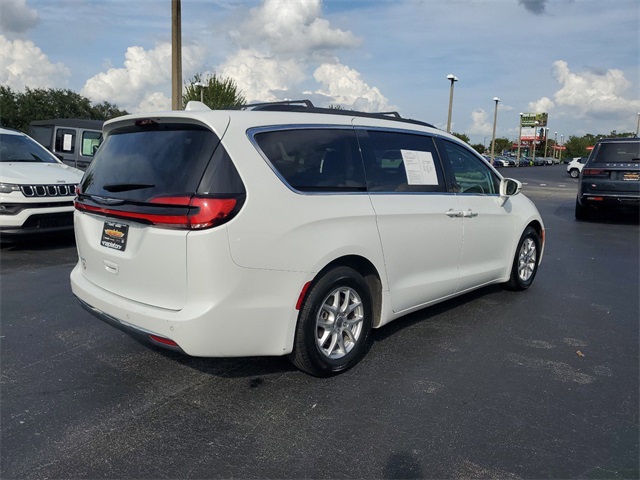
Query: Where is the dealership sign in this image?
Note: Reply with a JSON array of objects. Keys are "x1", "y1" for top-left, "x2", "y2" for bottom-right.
[
  {"x1": 520, "y1": 113, "x2": 549, "y2": 142},
  {"x1": 521, "y1": 113, "x2": 548, "y2": 127}
]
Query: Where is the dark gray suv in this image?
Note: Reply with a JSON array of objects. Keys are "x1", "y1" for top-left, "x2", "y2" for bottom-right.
[{"x1": 575, "y1": 137, "x2": 640, "y2": 220}]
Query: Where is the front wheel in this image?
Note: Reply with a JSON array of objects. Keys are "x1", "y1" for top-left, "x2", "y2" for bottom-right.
[
  {"x1": 504, "y1": 226, "x2": 540, "y2": 291},
  {"x1": 289, "y1": 267, "x2": 373, "y2": 377}
]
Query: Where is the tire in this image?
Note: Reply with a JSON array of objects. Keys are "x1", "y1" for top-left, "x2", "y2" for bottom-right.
[
  {"x1": 569, "y1": 169, "x2": 579, "y2": 178},
  {"x1": 289, "y1": 266, "x2": 373, "y2": 377},
  {"x1": 505, "y1": 226, "x2": 540, "y2": 291},
  {"x1": 575, "y1": 198, "x2": 591, "y2": 221}
]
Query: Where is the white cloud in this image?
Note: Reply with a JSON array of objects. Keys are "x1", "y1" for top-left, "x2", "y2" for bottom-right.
[
  {"x1": 81, "y1": 42, "x2": 204, "y2": 112},
  {"x1": 0, "y1": 0, "x2": 39, "y2": 34},
  {"x1": 216, "y1": 0, "x2": 386, "y2": 111},
  {"x1": 468, "y1": 108, "x2": 493, "y2": 136},
  {"x1": 230, "y1": 0, "x2": 360, "y2": 56},
  {"x1": 0, "y1": 34, "x2": 70, "y2": 90},
  {"x1": 529, "y1": 60, "x2": 640, "y2": 117},
  {"x1": 311, "y1": 62, "x2": 391, "y2": 112},
  {"x1": 218, "y1": 49, "x2": 306, "y2": 103}
]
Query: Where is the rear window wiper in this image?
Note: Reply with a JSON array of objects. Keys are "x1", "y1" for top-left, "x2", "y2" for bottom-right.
[{"x1": 103, "y1": 183, "x2": 155, "y2": 192}]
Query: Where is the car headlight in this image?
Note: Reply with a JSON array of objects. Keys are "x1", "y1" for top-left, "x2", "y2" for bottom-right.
[{"x1": 0, "y1": 183, "x2": 21, "y2": 194}]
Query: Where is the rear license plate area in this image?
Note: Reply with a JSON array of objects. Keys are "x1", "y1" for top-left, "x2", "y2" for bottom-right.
[{"x1": 101, "y1": 221, "x2": 129, "y2": 251}]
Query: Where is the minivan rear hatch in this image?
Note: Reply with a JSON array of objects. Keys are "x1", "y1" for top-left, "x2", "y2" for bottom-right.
[{"x1": 74, "y1": 117, "x2": 233, "y2": 310}]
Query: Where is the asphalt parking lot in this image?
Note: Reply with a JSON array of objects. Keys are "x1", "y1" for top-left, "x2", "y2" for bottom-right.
[{"x1": 1, "y1": 165, "x2": 638, "y2": 479}]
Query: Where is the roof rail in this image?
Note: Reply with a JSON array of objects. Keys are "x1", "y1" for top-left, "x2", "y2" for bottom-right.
[
  {"x1": 234, "y1": 99, "x2": 436, "y2": 129},
  {"x1": 239, "y1": 100, "x2": 315, "y2": 110}
]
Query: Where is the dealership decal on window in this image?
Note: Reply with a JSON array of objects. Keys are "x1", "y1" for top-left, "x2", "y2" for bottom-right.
[
  {"x1": 63, "y1": 134, "x2": 73, "y2": 152},
  {"x1": 402, "y1": 150, "x2": 438, "y2": 185}
]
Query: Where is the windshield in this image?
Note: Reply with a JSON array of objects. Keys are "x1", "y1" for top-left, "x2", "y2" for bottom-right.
[{"x1": 0, "y1": 133, "x2": 59, "y2": 163}]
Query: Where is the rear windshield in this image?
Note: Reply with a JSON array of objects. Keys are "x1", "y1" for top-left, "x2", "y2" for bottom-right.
[
  {"x1": 593, "y1": 142, "x2": 640, "y2": 164},
  {"x1": 81, "y1": 124, "x2": 221, "y2": 202}
]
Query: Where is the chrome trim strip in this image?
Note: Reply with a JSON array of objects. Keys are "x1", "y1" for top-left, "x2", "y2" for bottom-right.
[{"x1": 20, "y1": 184, "x2": 78, "y2": 198}]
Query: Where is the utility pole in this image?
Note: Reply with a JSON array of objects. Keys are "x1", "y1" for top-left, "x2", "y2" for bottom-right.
[{"x1": 171, "y1": 0, "x2": 182, "y2": 110}]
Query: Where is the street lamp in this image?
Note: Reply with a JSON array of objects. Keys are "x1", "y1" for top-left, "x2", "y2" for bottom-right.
[
  {"x1": 531, "y1": 120, "x2": 539, "y2": 163},
  {"x1": 543, "y1": 127, "x2": 550, "y2": 158},
  {"x1": 517, "y1": 113, "x2": 523, "y2": 167},
  {"x1": 559, "y1": 135, "x2": 564, "y2": 163},
  {"x1": 446, "y1": 74, "x2": 458, "y2": 133},
  {"x1": 553, "y1": 131, "x2": 558, "y2": 159},
  {"x1": 636, "y1": 113, "x2": 640, "y2": 137},
  {"x1": 194, "y1": 81, "x2": 205, "y2": 103},
  {"x1": 490, "y1": 97, "x2": 500, "y2": 163}
]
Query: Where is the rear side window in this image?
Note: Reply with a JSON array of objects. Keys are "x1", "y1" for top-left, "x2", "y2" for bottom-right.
[
  {"x1": 81, "y1": 124, "x2": 222, "y2": 202},
  {"x1": 81, "y1": 131, "x2": 102, "y2": 157},
  {"x1": 356, "y1": 129, "x2": 445, "y2": 193},
  {"x1": 253, "y1": 128, "x2": 366, "y2": 192},
  {"x1": 592, "y1": 142, "x2": 640, "y2": 164},
  {"x1": 55, "y1": 128, "x2": 76, "y2": 154}
]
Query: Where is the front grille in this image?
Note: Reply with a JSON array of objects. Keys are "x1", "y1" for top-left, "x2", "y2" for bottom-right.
[{"x1": 20, "y1": 184, "x2": 77, "y2": 197}]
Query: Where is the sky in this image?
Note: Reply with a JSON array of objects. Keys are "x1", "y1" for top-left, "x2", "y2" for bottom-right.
[{"x1": 1, "y1": 0, "x2": 639, "y2": 145}]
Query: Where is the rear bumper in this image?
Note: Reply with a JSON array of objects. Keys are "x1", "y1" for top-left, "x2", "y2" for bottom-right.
[
  {"x1": 579, "y1": 193, "x2": 640, "y2": 208},
  {"x1": 70, "y1": 261, "x2": 308, "y2": 358}
]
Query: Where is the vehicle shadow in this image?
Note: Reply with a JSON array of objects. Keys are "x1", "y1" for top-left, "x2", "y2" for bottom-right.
[
  {"x1": 371, "y1": 283, "x2": 504, "y2": 343},
  {"x1": 576, "y1": 209, "x2": 639, "y2": 225},
  {"x1": 0, "y1": 231, "x2": 76, "y2": 250},
  {"x1": 148, "y1": 283, "x2": 508, "y2": 380},
  {"x1": 0, "y1": 232, "x2": 78, "y2": 269}
]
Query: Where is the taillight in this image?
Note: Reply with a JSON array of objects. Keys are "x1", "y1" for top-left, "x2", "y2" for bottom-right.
[
  {"x1": 583, "y1": 168, "x2": 607, "y2": 177},
  {"x1": 75, "y1": 195, "x2": 240, "y2": 230}
]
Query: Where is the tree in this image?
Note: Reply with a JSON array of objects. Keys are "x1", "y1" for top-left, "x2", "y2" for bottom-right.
[
  {"x1": 0, "y1": 87, "x2": 128, "y2": 133},
  {"x1": 491, "y1": 137, "x2": 511, "y2": 156},
  {"x1": 452, "y1": 132, "x2": 470, "y2": 143},
  {"x1": 183, "y1": 73, "x2": 246, "y2": 109},
  {"x1": 471, "y1": 143, "x2": 485, "y2": 154}
]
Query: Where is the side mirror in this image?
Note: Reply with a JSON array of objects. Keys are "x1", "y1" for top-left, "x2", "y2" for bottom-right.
[{"x1": 499, "y1": 178, "x2": 521, "y2": 205}]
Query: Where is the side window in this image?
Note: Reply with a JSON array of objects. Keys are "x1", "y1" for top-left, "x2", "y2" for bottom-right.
[
  {"x1": 252, "y1": 128, "x2": 366, "y2": 192},
  {"x1": 55, "y1": 128, "x2": 76, "y2": 154},
  {"x1": 439, "y1": 139, "x2": 499, "y2": 194},
  {"x1": 81, "y1": 131, "x2": 102, "y2": 157},
  {"x1": 357, "y1": 130, "x2": 445, "y2": 193}
]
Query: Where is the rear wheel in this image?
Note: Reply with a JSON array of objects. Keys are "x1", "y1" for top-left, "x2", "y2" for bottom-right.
[
  {"x1": 505, "y1": 226, "x2": 540, "y2": 291},
  {"x1": 289, "y1": 267, "x2": 372, "y2": 377},
  {"x1": 569, "y1": 168, "x2": 579, "y2": 178},
  {"x1": 575, "y1": 198, "x2": 591, "y2": 221}
]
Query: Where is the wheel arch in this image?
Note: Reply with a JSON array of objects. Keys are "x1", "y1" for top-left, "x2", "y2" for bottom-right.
[{"x1": 308, "y1": 255, "x2": 383, "y2": 328}]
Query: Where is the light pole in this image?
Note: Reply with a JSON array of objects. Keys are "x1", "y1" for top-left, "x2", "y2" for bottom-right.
[
  {"x1": 446, "y1": 74, "x2": 458, "y2": 133},
  {"x1": 490, "y1": 97, "x2": 500, "y2": 162},
  {"x1": 559, "y1": 135, "x2": 564, "y2": 163},
  {"x1": 554, "y1": 131, "x2": 558, "y2": 159},
  {"x1": 194, "y1": 81, "x2": 205, "y2": 103},
  {"x1": 531, "y1": 120, "x2": 539, "y2": 163},
  {"x1": 543, "y1": 127, "x2": 549, "y2": 158},
  {"x1": 516, "y1": 113, "x2": 523, "y2": 167},
  {"x1": 636, "y1": 113, "x2": 640, "y2": 137}
]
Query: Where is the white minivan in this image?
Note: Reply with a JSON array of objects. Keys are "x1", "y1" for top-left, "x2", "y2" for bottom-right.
[{"x1": 71, "y1": 101, "x2": 544, "y2": 376}]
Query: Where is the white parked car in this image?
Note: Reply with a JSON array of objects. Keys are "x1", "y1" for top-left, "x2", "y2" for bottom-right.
[
  {"x1": 70, "y1": 101, "x2": 545, "y2": 376},
  {"x1": 567, "y1": 157, "x2": 587, "y2": 178},
  {"x1": 0, "y1": 127, "x2": 83, "y2": 238}
]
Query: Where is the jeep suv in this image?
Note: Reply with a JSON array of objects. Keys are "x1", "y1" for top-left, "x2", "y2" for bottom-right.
[
  {"x1": 575, "y1": 137, "x2": 640, "y2": 220},
  {"x1": 70, "y1": 101, "x2": 544, "y2": 376},
  {"x1": 0, "y1": 127, "x2": 83, "y2": 239}
]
